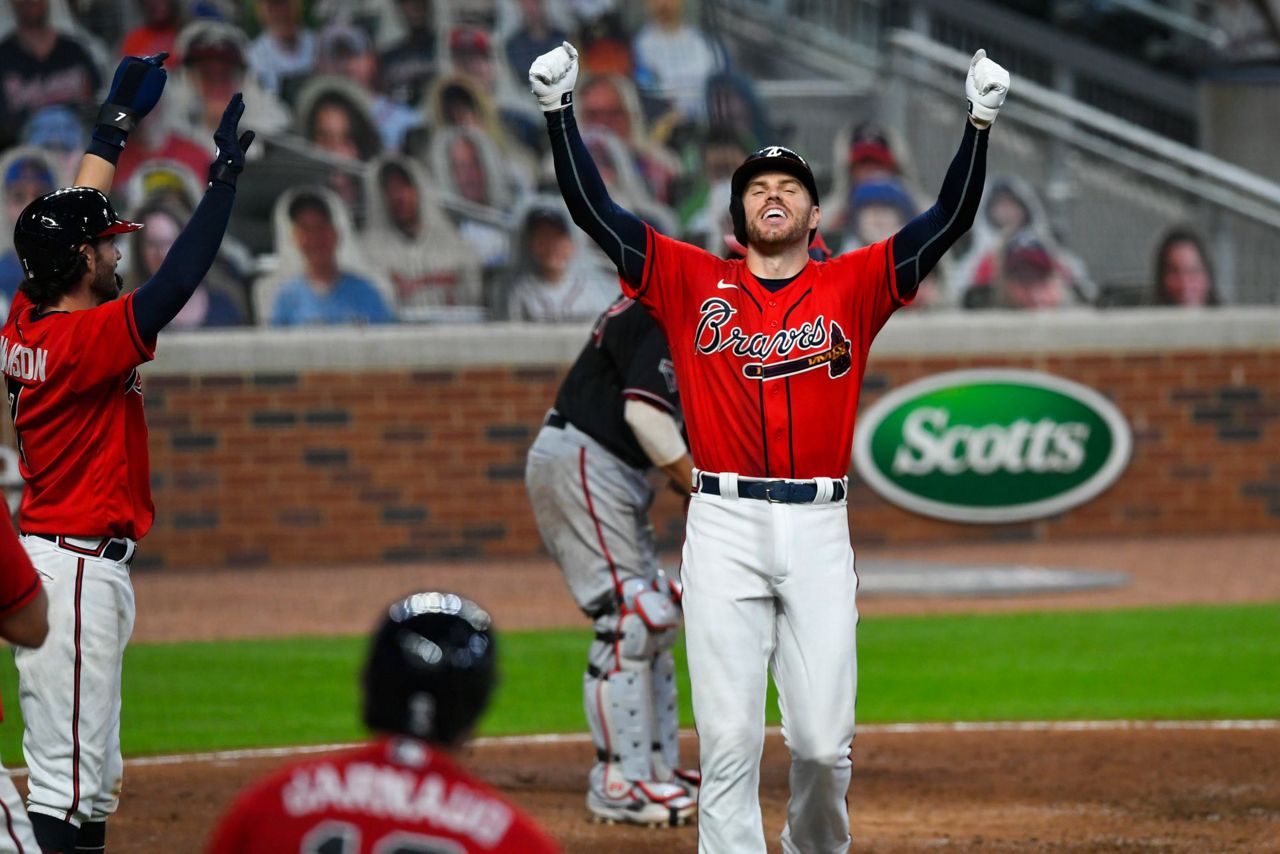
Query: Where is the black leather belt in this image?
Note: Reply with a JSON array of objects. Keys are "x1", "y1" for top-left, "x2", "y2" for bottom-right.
[
  {"x1": 30, "y1": 533, "x2": 134, "y2": 564},
  {"x1": 545, "y1": 410, "x2": 568, "y2": 430},
  {"x1": 696, "y1": 474, "x2": 846, "y2": 504}
]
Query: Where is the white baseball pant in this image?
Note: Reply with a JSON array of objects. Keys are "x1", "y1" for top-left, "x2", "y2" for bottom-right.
[
  {"x1": 682, "y1": 479, "x2": 858, "y2": 854},
  {"x1": 15, "y1": 535, "x2": 135, "y2": 829}
]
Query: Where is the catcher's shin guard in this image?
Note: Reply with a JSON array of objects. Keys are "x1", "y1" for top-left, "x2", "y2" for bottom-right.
[
  {"x1": 651, "y1": 647, "x2": 700, "y2": 801},
  {"x1": 649, "y1": 646, "x2": 680, "y2": 777},
  {"x1": 583, "y1": 596, "x2": 696, "y2": 824},
  {"x1": 584, "y1": 611, "x2": 657, "y2": 782}
]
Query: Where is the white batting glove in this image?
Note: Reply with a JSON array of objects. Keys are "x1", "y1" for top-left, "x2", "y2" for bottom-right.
[
  {"x1": 966, "y1": 49, "x2": 1010, "y2": 128},
  {"x1": 529, "y1": 41, "x2": 579, "y2": 113}
]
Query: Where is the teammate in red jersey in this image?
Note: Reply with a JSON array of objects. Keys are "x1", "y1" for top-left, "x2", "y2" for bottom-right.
[
  {"x1": 2, "y1": 51, "x2": 254, "y2": 853},
  {"x1": 207, "y1": 591, "x2": 560, "y2": 854},
  {"x1": 0, "y1": 501, "x2": 48, "y2": 853},
  {"x1": 531, "y1": 42, "x2": 1009, "y2": 854}
]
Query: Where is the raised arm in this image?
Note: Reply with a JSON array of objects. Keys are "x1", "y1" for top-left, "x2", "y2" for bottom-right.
[
  {"x1": 532, "y1": 43, "x2": 649, "y2": 286},
  {"x1": 892, "y1": 50, "x2": 1009, "y2": 298},
  {"x1": 76, "y1": 53, "x2": 171, "y2": 193},
  {"x1": 131, "y1": 95, "x2": 255, "y2": 339}
]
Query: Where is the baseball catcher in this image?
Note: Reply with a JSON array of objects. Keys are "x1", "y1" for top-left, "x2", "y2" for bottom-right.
[{"x1": 525, "y1": 294, "x2": 699, "y2": 826}]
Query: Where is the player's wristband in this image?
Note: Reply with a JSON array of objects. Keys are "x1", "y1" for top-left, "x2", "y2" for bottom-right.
[
  {"x1": 206, "y1": 161, "x2": 240, "y2": 189},
  {"x1": 86, "y1": 103, "x2": 137, "y2": 164},
  {"x1": 86, "y1": 128, "x2": 127, "y2": 164},
  {"x1": 95, "y1": 102, "x2": 139, "y2": 135}
]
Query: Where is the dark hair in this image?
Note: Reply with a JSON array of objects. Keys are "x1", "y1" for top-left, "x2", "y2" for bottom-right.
[
  {"x1": 18, "y1": 247, "x2": 91, "y2": 307},
  {"x1": 288, "y1": 192, "x2": 333, "y2": 224},
  {"x1": 440, "y1": 83, "x2": 478, "y2": 120},
  {"x1": 378, "y1": 161, "x2": 414, "y2": 188},
  {"x1": 985, "y1": 182, "x2": 1031, "y2": 227},
  {"x1": 525, "y1": 208, "x2": 569, "y2": 237},
  {"x1": 307, "y1": 91, "x2": 382, "y2": 161},
  {"x1": 705, "y1": 124, "x2": 749, "y2": 152},
  {"x1": 1153, "y1": 227, "x2": 1217, "y2": 306}
]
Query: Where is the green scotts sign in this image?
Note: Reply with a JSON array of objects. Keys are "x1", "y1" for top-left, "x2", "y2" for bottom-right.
[{"x1": 853, "y1": 370, "x2": 1132, "y2": 523}]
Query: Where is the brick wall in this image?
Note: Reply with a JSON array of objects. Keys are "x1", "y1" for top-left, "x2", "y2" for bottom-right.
[{"x1": 119, "y1": 345, "x2": 1278, "y2": 570}]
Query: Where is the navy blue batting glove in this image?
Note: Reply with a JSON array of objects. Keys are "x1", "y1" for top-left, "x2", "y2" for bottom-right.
[
  {"x1": 208, "y1": 93, "x2": 256, "y2": 188},
  {"x1": 87, "y1": 52, "x2": 169, "y2": 162},
  {"x1": 96, "y1": 52, "x2": 169, "y2": 135}
]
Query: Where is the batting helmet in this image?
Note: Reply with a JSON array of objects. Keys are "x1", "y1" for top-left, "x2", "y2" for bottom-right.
[
  {"x1": 362, "y1": 591, "x2": 497, "y2": 745},
  {"x1": 13, "y1": 187, "x2": 143, "y2": 282},
  {"x1": 729, "y1": 145, "x2": 820, "y2": 248}
]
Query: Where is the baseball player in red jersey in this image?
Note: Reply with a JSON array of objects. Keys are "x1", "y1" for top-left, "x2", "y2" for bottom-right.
[
  {"x1": 207, "y1": 592, "x2": 560, "y2": 854},
  {"x1": 0, "y1": 502, "x2": 49, "y2": 853},
  {"x1": 531, "y1": 42, "x2": 1009, "y2": 852},
  {"x1": 2, "y1": 51, "x2": 255, "y2": 853}
]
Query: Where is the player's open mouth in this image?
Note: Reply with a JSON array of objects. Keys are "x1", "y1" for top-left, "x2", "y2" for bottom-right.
[{"x1": 763, "y1": 207, "x2": 788, "y2": 222}]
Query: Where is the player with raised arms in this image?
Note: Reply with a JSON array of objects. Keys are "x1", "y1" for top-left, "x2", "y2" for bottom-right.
[
  {"x1": 529, "y1": 40, "x2": 1009, "y2": 853},
  {"x1": 3, "y1": 52, "x2": 254, "y2": 854}
]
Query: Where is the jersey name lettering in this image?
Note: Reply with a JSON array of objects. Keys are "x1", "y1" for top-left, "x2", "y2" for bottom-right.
[
  {"x1": 281, "y1": 762, "x2": 515, "y2": 846},
  {"x1": 694, "y1": 297, "x2": 829, "y2": 361},
  {"x1": 0, "y1": 336, "x2": 48, "y2": 383}
]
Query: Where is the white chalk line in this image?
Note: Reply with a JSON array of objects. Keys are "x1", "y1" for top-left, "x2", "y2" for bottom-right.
[{"x1": 5, "y1": 719, "x2": 1277, "y2": 779}]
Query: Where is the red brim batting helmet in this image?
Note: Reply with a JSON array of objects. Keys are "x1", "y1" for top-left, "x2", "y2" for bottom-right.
[
  {"x1": 13, "y1": 187, "x2": 143, "y2": 282},
  {"x1": 729, "y1": 145, "x2": 820, "y2": 248}
]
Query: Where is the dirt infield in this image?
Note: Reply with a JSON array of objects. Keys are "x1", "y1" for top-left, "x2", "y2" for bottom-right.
[
  {"x1": 54, "y1": 535, "x2": 1280, "y2": 850},
  {"x1": 131, "y1": 534, "x2": 1280, "y2": 641}
]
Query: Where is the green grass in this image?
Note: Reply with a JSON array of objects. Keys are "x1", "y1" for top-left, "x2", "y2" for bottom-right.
[{"x1": 0, "y1": 603, "x2": 1275, "y2": 763}]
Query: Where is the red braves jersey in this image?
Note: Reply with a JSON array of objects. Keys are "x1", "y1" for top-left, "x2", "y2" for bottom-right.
[
  {"x1": 1, "y1": 290, "x2": 156, "y2": 539},
  {"x1": 0, "y1": 502, "x2": 42, "y2": 720},
  {"x1": 629, "y1": 228, "x2": 907, "y2": 478},
  {"x1": 206, "y1": 738, "x2": 561, "y2": 854}
]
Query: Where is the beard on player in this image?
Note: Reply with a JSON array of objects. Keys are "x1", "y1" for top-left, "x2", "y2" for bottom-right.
[
  {"x1": 88, "y1": 241, "x2": 125, "y2": 304},
  {"x1": 745, "y1": 195, "x2": 816, "y2": 254}
]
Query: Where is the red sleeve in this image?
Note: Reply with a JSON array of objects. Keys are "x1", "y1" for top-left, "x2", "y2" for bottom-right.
[
  {"x1": 622, "y1": 225, "x2": 720, "y2": 324},
  {"x1": 838, "y1": 236, "x2": 911, "y2": 343},
  {"x1": 0, "y1": 505, "x2": 41, "y2": 621},
  {"x1": 65, "y1": 292, "x2": 156, "y2": 392}
]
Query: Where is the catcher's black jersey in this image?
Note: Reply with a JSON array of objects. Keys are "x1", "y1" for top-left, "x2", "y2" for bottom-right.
[{"x1": 554, "y1": 295, "x2": 680, "y2": 471}]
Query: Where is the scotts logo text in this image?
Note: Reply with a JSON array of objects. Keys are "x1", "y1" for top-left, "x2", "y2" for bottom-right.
[
  {"x1": 695, "y1": 297, "x2": 851, "y2": 380},
  {"x1": 853, "y1": 369, "x2": 1131, "y2": 523}
]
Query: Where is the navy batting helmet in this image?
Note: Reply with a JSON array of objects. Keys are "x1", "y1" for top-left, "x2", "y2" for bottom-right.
[
  {"x1": 729, "y1": 145, "x2": 820, "y2": 248},
  {"x1": 13, "y1": 187, "x2": 143, "y2": 282},
  {"x1": 362, "y1": 592, "x2": 497, "y2": 745}
]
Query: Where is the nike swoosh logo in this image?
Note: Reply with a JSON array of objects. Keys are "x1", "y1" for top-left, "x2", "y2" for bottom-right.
[{"x1": 716, "y1": 280, "x2": 738, "y2": 290}]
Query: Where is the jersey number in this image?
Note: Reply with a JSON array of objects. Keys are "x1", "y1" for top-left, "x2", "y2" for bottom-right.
[{"x1": 302, "y1": 821, "x2": 465, "y2": 854}]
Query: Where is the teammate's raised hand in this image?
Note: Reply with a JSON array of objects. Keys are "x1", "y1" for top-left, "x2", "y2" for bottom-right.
[
  {"x1": 965, "y1": 49, "x2": 1010, "y2": 128},
  {"x1": 207, "y1": 93, "x2": 256, "y2": 188},
  {"x1": 98, "y1": 51, "x2": 170, "y2": 133},
  {"x1": 529, "y1": 41, "x2": 579, "y2": 112}
]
